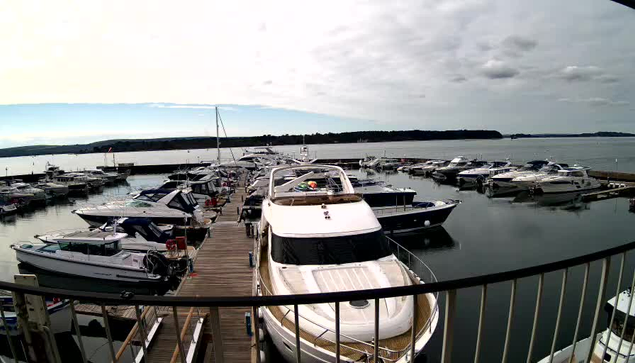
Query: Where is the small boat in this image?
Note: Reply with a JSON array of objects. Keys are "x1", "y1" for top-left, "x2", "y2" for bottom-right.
[
  {"x1": 432, "y1": 157, "x2": 484, "y2": 183},
  {"x1": 374, "y1": 200, "x2": 460, "y2": 234},
  {"x1": 409, "y1": 160, "x2": 448, "y2": 176},
  {"x1": 33, "y1": 181, "x2": 70, "y2": 198},
  {"x1": 358, "y1": 155, "x2": 378, "y2": 168},
  {"x1": 159, "y1": 176, "x2": 219, "y2": 206},
  {"x1": 538, "y1": 289, "x2": 635, "y2": 363},
  {"x1": 352, "y1": 179, "x2": 417, "y2": 207},
  {"x1": 457, "y1": 161, "x2": 515, "y2": 187},
  {"x1": 0, "y1": 201, "x2": 18, "y2": 216},
  {"x1": 82, "y1": 169, "x2": 118, "y2": 185},
  {"x1": 256, "y1": 164, "x2": 439, "y2": 363},
  {"x1": 12, "y1": 234, "x2": 183, "y2": 284},
  {"x1": 508, "y1": 162, "x2": 569, "y2": 190},
  {"x1": 533, "y1": 167, "x2": 601, "y2": 194},
  {"x1": 52, "y1": 174, "x2": 89, "y2": 195},
  {"x1": 36, "y1": 217, "x2": 175, "y2": 253},
  {"x1": 9, "y1": 182, "x2": 48, "y2": 204},
  {"x1": 0, "y1": 297, "x2": 71, "y2": 336}
]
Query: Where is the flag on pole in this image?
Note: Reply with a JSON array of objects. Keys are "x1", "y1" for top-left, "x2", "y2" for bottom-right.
[{"x1": 107, "y1": 147, "x2": 113, "y2": 153}]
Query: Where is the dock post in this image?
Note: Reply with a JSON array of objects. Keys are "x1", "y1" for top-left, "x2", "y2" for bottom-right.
[{"x1": 209, "y1": 307, "x2": 225, "y2": 363}]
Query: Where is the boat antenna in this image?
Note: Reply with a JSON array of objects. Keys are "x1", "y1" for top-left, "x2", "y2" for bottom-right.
[{"x1": 216, "y1": 106, "x2": 221, "y2": 165}]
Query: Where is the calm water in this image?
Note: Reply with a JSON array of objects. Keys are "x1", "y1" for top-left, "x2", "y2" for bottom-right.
[
  {"x1": 1, "y1": 140, "x2": 635, "y2": 361},
  {"x1": 3, "y1": 137, "x2": 635, "y2": 175}
]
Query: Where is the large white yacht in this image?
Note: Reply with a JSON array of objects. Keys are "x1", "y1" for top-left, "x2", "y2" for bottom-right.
[
  {"x1": 256, "y1": 165, "x2": 439, "y2": 363},
  {"x1": 539, "y1": 289, "x2": 635, "y2": 363},
  {"x1": 510, "y1": 162, "x2": 569, "y2": 190},
  {"x1": 487, "y1": 160, "x2": 551, "y2": 191},
  {"x1": 534, "y1": 167, "x2": 601, "y2": 194}
]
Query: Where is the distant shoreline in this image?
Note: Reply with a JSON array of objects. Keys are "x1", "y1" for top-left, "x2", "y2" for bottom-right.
[
  {"x1": 0, "y1": 130, "x2": 502, "y2": 159},
  {"x1": 507, "y1": 131, "x2": 635, "y2": 139}
]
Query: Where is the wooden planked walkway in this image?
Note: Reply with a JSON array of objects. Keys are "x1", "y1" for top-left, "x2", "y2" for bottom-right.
[{"x1": 146, "y1": 183, "x2": 254, "y2": 363}]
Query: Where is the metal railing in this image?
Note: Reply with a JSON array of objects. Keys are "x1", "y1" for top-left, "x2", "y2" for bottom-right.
[{"x1": 1, "y1": 240, "x2": 635, "y2": 362}]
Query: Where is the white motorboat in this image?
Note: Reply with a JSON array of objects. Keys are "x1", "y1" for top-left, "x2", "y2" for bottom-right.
[
  {"x1": 36, "y1": 218, "x2": 174, "y2": 253},
  {"x1": 12, "y1": 234, "x2": 180, "y2": 284},
  {"x1": 159, "y1": 176, "x2": 219, "y2": 206},
  {"x1": 256, "y1": 164, "x2": 439, "y2": 363},
  {"x1": 509, "y1": 162, "x2": 569, "y2": 190},
  {"x1": 0, "y1": 297, "x2": 71, "y2": 336},
  {"x1": 0, "y1": 202, "x2": 18, "y2": 216},
  {"x1": 73, "y1": 189, "x2": 203, "y2": 227},
  {"x1": 10, "y1": 182, "x2": 48, "y2": 204},
  {"x1": 487, "y1": 160, "x2": 551, "y2": 191},
  {"x1": 457, "y1": 161, "x2": 515, "y2": 186},
  {"x1": 34, "y1": 181, "x2": 70, "y2": 198},
  {"x1": 239, "y1": 146, "x2": 281, "y2": 162},
  {"x1": 82, "y1": 169, "x2": 118, "y2": 185},
  {"x1": 373, "y1": 200, "x2": 460, "y2": 234},
  {"x1": 53, "y1": 174, "x2": 89, "y2": 195},
  {"x1": 538, "y1": 289, "x2": 635, "y2": 363},
  {"x1": 534, "y1": 167, "x2": 601, "y2": 194},
  {"x1": 431, "y1": 156, "x2": 484, "y2": 183},
  {"x1": 358, "y1": 156, "x2": 378, "y2": 168},
  {"x1": 352, "y1": 179, "x2": 417, "y2": 207},
  {"x1": 409, "y1": 160, "x2": 447, "y2": 176}
]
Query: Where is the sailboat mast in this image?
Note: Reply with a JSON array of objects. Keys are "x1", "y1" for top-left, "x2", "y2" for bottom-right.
[{"x1": 216, "y1": 106, "x2": 220, "y2": 165}]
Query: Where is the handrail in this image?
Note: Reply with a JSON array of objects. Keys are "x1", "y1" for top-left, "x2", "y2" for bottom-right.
[{"x1": 3, "y1": 240, "x2": 635, "y2": 306}]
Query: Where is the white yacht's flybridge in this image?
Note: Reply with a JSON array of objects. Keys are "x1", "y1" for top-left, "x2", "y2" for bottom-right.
[{"x1": 256, "y1": 164, "x2": 438, "y2": 363}]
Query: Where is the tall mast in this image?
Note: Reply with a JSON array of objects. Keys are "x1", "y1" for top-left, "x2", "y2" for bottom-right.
[{"x1": 216, "y1": 106, "x2": 220, "y2": 165}]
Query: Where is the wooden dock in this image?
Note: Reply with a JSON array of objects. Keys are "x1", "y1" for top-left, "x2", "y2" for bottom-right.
[{"x1": 145, "y1": 183, "x2": 254, "y2": 363}]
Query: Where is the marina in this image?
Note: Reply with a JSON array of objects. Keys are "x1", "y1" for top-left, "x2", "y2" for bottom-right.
[{"x1": 0, "y1": 140, "x2": 634, "y2": 363}]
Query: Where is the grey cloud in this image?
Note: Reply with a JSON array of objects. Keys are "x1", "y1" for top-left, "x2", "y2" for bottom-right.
[
  {"x1": 596, "y1": 74, "x2": 619, "y2": 83},
  {"x1": 450, "y1": 75, "x2": 467, "y2": 83},
  {"x1": 502, "y1": 36, "x2": 538, "y2": 52},
  {"x1": 559, "y1": 66, "x2": 604, "y2": 81},
  {"x1": 481, "y1": 60, "x2": 519, "y2": 79},
  {"x1": 558, "y1": 97, "x2": 629, "y2": 106}
]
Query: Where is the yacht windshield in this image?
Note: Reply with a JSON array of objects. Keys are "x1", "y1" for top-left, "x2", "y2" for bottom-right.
[{"x1": 271, "y1": 230, "x2": 391, "y2": 265}]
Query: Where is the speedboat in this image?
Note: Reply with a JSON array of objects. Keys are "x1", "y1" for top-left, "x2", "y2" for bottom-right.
[
  {"x1": 33, "y1": 181, "x2": 69, "y2": 198},
  {"x1": 432, "y1": 157, "x2": 485, "y2": 183},
  {"x1": 373, "y1": 200, "x2": 460, "y2": 234},
  {"x1": 11, "y1": 183, "x2": 48, "y2": 204},
  {"x1": 0, "y1": 201, "x2": 18, "y2": 216},
  {"x1": 533, "y1": 167, "x2": 601, "y2": 194},
  {"x1": 457, "y1": 161, "x2": 515, "y2": 187},
  {"x1": 239, "y1": 146, "x2": 281, "y2": 162},
  {"x1": 487, "y1": 160, "x2": 551, "y2": 193},
  {"x1": 508, "y1": 162, "x2": 569, "y2": 190},
  {"x1": 256, "y1": 164, "x2": 439, "y2": 363},
  {"x1": 36, "y1": 218, "x2": 174, "y2": 253},
  {"x1": 11, "y1": 234, "x2": 182, "y2": 284},
  {"x1": 352, "y1": 179, "x2": 417, "y2": 207},
  {"x1": 159, "y1": 175, "x2": 219, "y2": 206},
  {"x1": 409, "y1": 160, "x2": 447, "y2": 176},
  {"x1": 538, "y1": 289, "x2": 635, "y2": 363},
  {"x1": 73, "y1": 189, "x2": 202, "y2": 227}
]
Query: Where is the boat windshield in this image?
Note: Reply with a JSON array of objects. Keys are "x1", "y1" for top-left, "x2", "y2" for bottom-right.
[
  {"x1": 270, "y1": 230, "x2": 391, "y2": 265},
  {"x1": 606, "y1": 303, "x2": 635, "y2": 342}
]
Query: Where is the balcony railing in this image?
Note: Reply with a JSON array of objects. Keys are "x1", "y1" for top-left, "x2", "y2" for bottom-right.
[{"x1": 0, "y1": 239, "x2": 634, "y2": 362}]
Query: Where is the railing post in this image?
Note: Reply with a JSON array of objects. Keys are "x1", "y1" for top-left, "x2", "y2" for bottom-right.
[
  {"x1": 172, "y1": 306, "x2": 187, "y2": 363},
  {"x1": 585, "y1": 257, "x2": 611, "y2": 363},
  {"x1": 374, "y1": 298, "x2": 380, "y2": 363},
  {"x1": 616, "y1": 265, "x2": 635, "y2": 357},
  {"x1": 473, "y1": 285, "x2": 487, "y2": 363},
  {"x1": 410, "y1": 294, "x2": 418, "y2": 362},
  {"x1": 0, "y1": 303, "x2": 18, "y2": 363},
  {"x1": 209, "y1": 306, "x2": 225, "y2": 363},
  {"x1": 549, "y1": 269, "x2": 569, "y2": 363},
  {"x1": 441, "y1": 290, "x2": 456, "y2": 363},
  {"x1": 69, "y1": 301, "x2": 87, "y2": 363},
  {"x1": 294, "y1": 304, "x2": 301, "y2": 363},
  {"x1": 135, "y1": 305, "x2": 149, "y2": 361},
  {"x1": 602, "y1": 252, "x2": 626, "y2": 361},
  {"x1": 253, "y1": 306, "x2": 261, "y2": 363},
  {"x1": 335, "y1": 301, "x2": 341, "y2": 363},
  {"x1": 526, "y1": 274, "x2": 544, "y2": 363},
  {"x1": 502, "y1": 279, "x2": 517, "y2": 363},
  {"x1": 100, "y1": 305, "x2": 117, "y2": 363},
  {"x1": 568, "y1": 263, "x2": 590, "y2": 363}
]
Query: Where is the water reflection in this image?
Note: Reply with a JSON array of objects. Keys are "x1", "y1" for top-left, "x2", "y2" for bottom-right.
[
  {"x1": 512, "y1": 191, "x2": 590, "y2": 212},
  {"x1": 392, "y1": 227, "x2": 459, "y2": 254}
]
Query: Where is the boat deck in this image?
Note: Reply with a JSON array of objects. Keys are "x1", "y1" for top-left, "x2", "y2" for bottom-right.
[
  {"x1": 146, "y1": 184, "x2": 254, "y2": 363},
  {"x1": 257, "y1": 244, "x2": 434, "y2": 362}
]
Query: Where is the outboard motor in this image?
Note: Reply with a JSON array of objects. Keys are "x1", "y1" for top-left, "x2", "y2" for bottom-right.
[{"x1": 143, "y1": 250, "x2": 171, "y2": 277}]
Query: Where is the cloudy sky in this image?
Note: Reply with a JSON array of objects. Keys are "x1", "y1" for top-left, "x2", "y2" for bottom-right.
[{"x1": 0, "y1": 0, "x2": 633, "y2": 147}]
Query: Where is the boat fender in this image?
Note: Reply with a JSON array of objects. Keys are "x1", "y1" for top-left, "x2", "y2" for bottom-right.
[
  {"x1": 424, "y1": 220, "x2": 430, "y2": 227},
  {"x1": 259, "y1": 328, "x2": 265, "y2": 342},
  {"x1": 120, "y1": 291, "x2": 135, "y2": 300}
]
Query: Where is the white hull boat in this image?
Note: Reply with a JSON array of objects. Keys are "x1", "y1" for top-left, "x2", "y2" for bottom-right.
[{"x1": 534, "y1": 167, "x2": 601, "y2": 194}]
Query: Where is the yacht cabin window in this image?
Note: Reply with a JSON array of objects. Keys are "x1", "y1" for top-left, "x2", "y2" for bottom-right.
[
  {"x1": 55, "y1": 241, "x2": 120, "y2": 256},
  {"x1": 271, "y1": 230, "x2": 392, "y2": 265}
]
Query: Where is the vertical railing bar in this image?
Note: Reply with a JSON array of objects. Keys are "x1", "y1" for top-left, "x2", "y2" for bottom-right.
[
  {"x1": 625, "y1": 300, "x2": 635, "y2": 358},
  {"x1": 585, "y1": 257, "x2": 611, "y2": 363},
  {"x1": 616, "y1": 262, "x2": 635, "y2": 357},
  {"x1": 526, "y1": 273, "x2": 544, "y2": 363},
  {"x1": 335, "y1": 301, "x2": 341, "y2": 363},
  {"x1": 410, "y1": 294, "x2": 418, "y2": 362},
  {"x1": 473, "y1": 284, "x2": 487, "y2": 363},
  {"x1": 135, "y1": 305, "x2": 149, "y2": 361},
  {"x1": 602, "y1": 252, "x2": 626, "y2": 361},
  {"x1": 129, "y1": 341, "x2": 136, "y2": 362},
  {"x1": 0, "y1": 303, "x2": 18, "y2": 363},
  {"x1": 501, "y1": 279, "x2": 517, "y2": 363},
  {"x1": 100, "y1": 305, "x2": 117, "y2": 362},
  {"x1": 294, "y1": 304, "x2": 301, "y2": 363},
  {"x1": 172, "y1": 306, "x2": 187, "y2": 363},
  {"x1": 441, "y1": 290, "x2": 457, "y2": 363},
  {"x1": 549, "y1": 268, "x2": 569, "y2": 363},
  {"x1": 69, "y1": 300, "x2": 87, "y2": 363},
  {"x1": 568, "y1": 263, "x2": 590, "y2": 363},
  {"x1": 374, "y1": 298, "x2": 380, "y2": 363},
  {"x1": 253, "y1": 306, "x2": 261, "y2": 363},
  {"x1": 209, "y1": 306, "x2": 225, "y2": 363}
]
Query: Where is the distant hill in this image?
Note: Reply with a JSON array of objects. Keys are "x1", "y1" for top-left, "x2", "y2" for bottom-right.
[
  {"x1": 509, "y1": 131, "x2": 635, "y2": 139},
  {"x1": 0, "y1": 129, "x2": 502, "y2": 158}
]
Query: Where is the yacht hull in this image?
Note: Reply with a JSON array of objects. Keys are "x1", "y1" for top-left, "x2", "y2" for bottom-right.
[
  {"x1": 75, "y1": 212, "x2": 192, "y2": 228},
  {"x1": 13, "y1": 247, "x2": 163, "y2": 283},
  {"x1": 375, "y1": 202, "x2": 458, "y2": 234}
]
